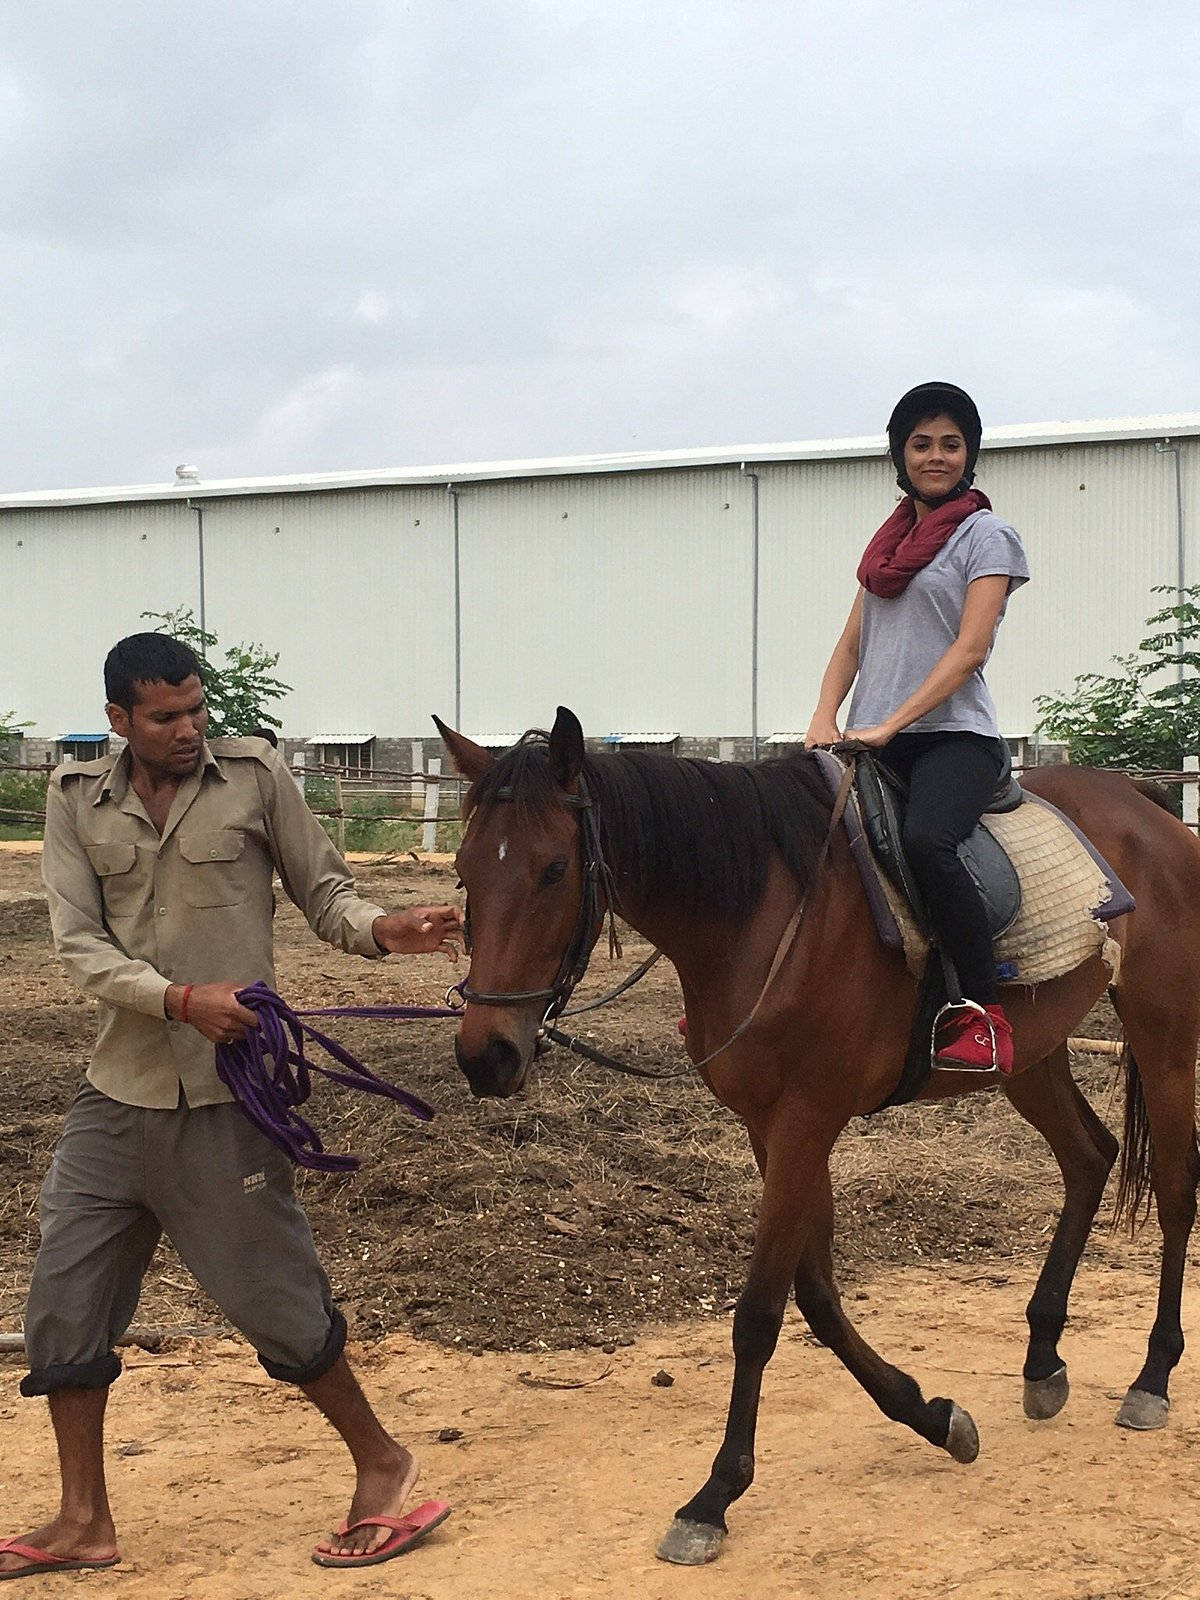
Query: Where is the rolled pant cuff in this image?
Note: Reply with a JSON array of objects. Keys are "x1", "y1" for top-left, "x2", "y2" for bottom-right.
[
  {"x1": 257, "y1": 1306, "x2": 347, "y2": 1385},
  {"x1": 20, "y1": 1352, "x2": 122, "y2": 1397}
]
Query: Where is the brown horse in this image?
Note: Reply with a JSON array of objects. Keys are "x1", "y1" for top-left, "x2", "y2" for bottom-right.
[{"x1": 436, "y1": 708, "x2": 1200, "y2": 1567}]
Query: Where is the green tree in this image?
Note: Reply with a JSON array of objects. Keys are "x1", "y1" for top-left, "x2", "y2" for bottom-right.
[
  {"x1": 1034, "y1": 586, "x2": 1200, "y2": 772},
  {"x1": 0, "y1": 712, "x2": 31, "y2": 761},
  {"x1": 143, "y1": 608, "x2": 291, "y2": 737}
]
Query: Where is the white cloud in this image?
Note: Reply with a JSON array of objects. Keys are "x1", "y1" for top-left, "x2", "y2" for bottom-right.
[
  {"x1": 353, "y1": 290, "x2": 391, "y2": 325},
  {"x1": 244, "y1": 365, "x2": 360, "y2": 459}
]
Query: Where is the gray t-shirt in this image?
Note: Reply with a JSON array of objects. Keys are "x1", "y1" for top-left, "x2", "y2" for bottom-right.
[{"x1": 847, "y1": 509, "x2": 1030, "y2": 737}]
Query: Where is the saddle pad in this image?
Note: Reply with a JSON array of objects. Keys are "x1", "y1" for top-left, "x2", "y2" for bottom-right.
[{"x1": 812, "y1": 751, "x2": 1133, "y2": 987}]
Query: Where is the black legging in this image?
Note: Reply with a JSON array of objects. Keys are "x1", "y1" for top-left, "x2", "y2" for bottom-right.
[{"x1": 879, "y1": 730, "x2": 1008, "y2": 1005}]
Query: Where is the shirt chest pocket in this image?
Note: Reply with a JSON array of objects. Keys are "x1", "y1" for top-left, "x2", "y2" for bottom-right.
[
  {"x1": 85, "y1": 842, "x2": 143, "y2": 919},
  {"x1": 177, "y1": 829, "x2": 247, "y2": 907}
]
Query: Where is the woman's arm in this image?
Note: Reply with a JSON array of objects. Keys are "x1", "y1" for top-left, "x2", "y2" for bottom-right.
[
  {"x1": 846, "y1": 574, "x2": 1010, "y2": 746},
  {"x1": 805, "y1": 590, "x2": 864, "y2": 747}
]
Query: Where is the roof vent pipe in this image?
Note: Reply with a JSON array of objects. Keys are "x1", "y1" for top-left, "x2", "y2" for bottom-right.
[{"x1": 175, "y1": 464, "x2": 200, "y2": 484}]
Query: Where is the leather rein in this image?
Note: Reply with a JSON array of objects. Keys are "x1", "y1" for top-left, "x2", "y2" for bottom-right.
[{"x1": 450, "y1": 755, "x2": 858, "y2": 1082}]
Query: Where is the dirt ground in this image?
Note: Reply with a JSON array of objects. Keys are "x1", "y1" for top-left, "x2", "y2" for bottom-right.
[{"x1": 2, "y1": 844, "x2": 1199, "y2": 1597}]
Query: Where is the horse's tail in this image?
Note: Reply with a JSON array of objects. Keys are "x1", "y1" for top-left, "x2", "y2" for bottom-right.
[{"x1": 1113, "y1": 1043, "x2": 1155, "y2": 1233}]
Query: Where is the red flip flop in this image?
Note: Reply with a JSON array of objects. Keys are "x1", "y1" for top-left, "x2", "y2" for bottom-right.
[
  {"x1": 311, "y1": 1499, "x2": 452, "y2": 1569},
  {"x1": 0, "y1": 1538, "x2": 121, "y2": 1581}
]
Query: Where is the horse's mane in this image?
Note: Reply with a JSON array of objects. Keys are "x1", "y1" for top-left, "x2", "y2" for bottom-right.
[{"x1": 465, "y1": 732, "x2": 834, "y2": 924}]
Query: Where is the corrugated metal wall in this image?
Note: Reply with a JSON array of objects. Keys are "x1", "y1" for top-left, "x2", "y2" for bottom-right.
[
  {"x1": 4, "y1": 500, "x2": 197, "y2": 735},
  {"x1": 4, "y1": 437, "x2": 1197, "y2": 744},
  {"x1": 200, "y1": 487, "x2": 455, "y2": 735}
]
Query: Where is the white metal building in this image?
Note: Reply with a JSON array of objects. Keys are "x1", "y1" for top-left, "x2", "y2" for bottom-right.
[{"x1": 3, "y1": 415, "x2": 1197, "y2": 759}]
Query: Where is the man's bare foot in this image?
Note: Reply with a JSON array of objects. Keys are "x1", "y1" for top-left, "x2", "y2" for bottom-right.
[
  {"x1": 313, "y1": 1445, "x2": 420, "y2": 1559},
  {"x1": 0, "y1": 1514, "x2": 119, "y2": 1576}
]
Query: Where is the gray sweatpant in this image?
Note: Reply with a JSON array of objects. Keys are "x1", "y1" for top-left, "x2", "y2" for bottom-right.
[{"x1": 21, "y1": 1084, "x2": 345, "y2": 1396}]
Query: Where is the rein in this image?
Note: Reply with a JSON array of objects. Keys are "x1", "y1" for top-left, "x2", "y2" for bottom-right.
[
  {"x1": 215, "y1": 982, "x2": 451, "y2": 1172},
  {"x1": 219, "y1": 752, "x2": 861, "y2": 1154},
  {"x1": 682, "y1": 754, "x2": 857, "y2": 1072}
]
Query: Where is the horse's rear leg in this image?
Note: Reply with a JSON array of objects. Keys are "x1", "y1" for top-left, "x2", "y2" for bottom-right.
[
  {"x1": 791, "y1": 1167, "x2": 980, "y2": 1460},
  {"x1": 1110, "y1": 992, "x2": 1200, "y2": 1429},
  {"x1": 657, "y1": 1111, "x2": 832, "y2": 1568},
  {"x1": 1002, "y1": 1044, "x2": 1118, "y2": 1418}
]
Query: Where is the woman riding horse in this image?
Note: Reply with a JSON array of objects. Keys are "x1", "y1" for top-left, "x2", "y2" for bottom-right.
[{"x1": 805, "y1": 381, "x2": 1029, "y2": 1073}]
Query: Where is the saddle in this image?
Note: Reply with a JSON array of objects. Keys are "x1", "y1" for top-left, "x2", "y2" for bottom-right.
[
  {"x1": 810, "y1": 747, "x2": 1135, "y2": 1111},
  {"x1": 853, "y1": 750, "x2": 1023, "y2": 949}
]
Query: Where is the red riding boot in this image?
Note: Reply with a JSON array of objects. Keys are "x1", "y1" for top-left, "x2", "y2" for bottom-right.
[{"x1": 935, "y1": 1002, "x2": 1014, "y2": 1074}]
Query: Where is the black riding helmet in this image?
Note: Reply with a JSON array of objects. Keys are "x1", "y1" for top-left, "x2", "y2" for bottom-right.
[{"x1": 887, "y1": 382, "x2": 982, "y2": 507}]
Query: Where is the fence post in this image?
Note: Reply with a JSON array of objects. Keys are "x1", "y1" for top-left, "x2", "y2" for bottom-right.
[
  {"x1": 334, "y1": 772, "x2": 346, "y2": 855},
  {"x1": 291, "y1": 749, "x2": 306, "y2": 797},
  {"x1": 422, "y1": 758, "x2": 442, "y2": 852},
  {"x1": 1185, "y1": 755, "x2": 1199, "y2": 829},
  {"x1": 410, "y1": 741, "x2": 424, "y2": 815}
]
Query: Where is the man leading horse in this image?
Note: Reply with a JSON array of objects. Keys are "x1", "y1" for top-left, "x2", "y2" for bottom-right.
[{"x1": 1, "y1": 632, "x2": 461, "y2": 1579}]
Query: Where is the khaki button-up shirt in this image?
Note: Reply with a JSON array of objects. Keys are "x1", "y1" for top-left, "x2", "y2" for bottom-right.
[{"x1": 42, "y1": 738, "x2": 386, "y2": 1109}]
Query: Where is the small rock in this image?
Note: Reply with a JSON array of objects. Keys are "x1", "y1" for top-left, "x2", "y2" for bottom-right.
[
  {"x1": 601, "y1": 1343, "x2": 617, "y2": 1355},
  {"x1": 118, "y1": 1440, "x2": 147, "y2": 1457},
  {"x1": 651, "y1": 1369, "x2": 675, "y2": 1388},
  {"x1": 437, "y1": 1427, "x2": 464, "y2": 1443}
]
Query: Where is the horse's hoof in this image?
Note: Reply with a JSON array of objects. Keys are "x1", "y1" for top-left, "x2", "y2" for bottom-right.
[
  {"x1": 656, "y1": 1518, "x2": 725, "y2": 1565},
  {"x1": 944, "y1": 1403, "x2": 980, "y2": 1464},
  {"x1": 1115, "y1": 1388, "x2": 1169, "y2": 1431},
  {"x1": 1023, "y1": 1366, "x2": 1069, "y2": 1420}
]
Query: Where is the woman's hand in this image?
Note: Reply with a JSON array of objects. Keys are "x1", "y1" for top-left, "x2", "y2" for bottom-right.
[
  {"x1": 804, "y1": 715, "x2": 843, "y2": 749},
  {"x1": 842, "y1": 722, "x2": 896, "y2": 750}
]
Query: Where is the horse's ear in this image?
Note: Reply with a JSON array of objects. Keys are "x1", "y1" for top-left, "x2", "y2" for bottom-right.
[
  {"x1": 432, "y1": 715, "x2": 494, "y2": 780},
  {"x1": 549, "y1": 705, "x2": 585, "y2": 788}
]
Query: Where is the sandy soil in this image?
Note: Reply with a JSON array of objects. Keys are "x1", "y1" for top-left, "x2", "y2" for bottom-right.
[{"x1": 3, "y1": 1265, "x2": 1198, "y2": 1599}]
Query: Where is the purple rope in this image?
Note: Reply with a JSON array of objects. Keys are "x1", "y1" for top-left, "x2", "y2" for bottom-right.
[{"x1": 214, "y1": 981, "x2": 454, "y2": 1174}]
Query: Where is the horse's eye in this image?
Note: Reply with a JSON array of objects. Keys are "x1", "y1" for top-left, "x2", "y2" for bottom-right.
[{"x1": 541, "y1": 859, "x2": 568, "y2": 887}]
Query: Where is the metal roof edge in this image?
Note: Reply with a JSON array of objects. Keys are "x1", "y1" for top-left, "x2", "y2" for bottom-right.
[{"x1": 4, "y1": 414, "x2": 1199, "y2": 510}]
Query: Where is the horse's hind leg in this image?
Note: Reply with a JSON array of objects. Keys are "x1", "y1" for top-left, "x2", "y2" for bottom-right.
[
  {"x1": 790, "y1": 1166, "x2": 980, "y2": 1462},
  {"x1": 1002, "y1": 1043, "x2": 1118, "y2": 1419},
  {"x1": 1109, "y1": 981, "x2": 1200, "y2": 1430}
]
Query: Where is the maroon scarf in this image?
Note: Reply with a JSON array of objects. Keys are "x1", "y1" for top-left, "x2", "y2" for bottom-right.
[{"x1": 856, "y1": 488, "x2": 991, "y2": 598}]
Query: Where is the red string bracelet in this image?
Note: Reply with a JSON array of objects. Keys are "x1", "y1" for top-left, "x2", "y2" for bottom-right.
[{"x1": 179, "y1": 984, "x2": 194, "y2": 1024}]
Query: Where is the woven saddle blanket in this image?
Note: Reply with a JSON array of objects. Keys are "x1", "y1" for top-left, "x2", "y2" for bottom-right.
[{"x1": 812, "y1": 751, "x2": 1134, "y2": 987}]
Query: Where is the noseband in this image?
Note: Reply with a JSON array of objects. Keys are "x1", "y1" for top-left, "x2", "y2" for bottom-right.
[{"x1": 454, "y1": 773, "x2": 623, "y2": 1021}]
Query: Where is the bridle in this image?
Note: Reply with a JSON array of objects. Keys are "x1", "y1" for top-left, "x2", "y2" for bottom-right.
[
  {"x1": 450, "y1": 752, "x2": 858, "y2": 1078},
  {"x1": 452, "y1": 772, "x2": 625, "y2": 1024}
]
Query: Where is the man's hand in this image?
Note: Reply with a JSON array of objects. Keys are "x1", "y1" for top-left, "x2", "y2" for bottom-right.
[
  {"x1": 165, "y1": 981, "x2": 259, "y2": 1044},
  {"x1": 372, "y1": 906, "x2": 463, "y2": 960}
]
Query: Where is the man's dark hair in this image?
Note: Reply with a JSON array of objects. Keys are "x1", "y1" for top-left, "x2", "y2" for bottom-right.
[{"x1": 104, "y1": 633, "x2": 203, "y2": 712}]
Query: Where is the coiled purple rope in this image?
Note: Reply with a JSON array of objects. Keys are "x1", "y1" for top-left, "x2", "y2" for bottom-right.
[{"x1": 214, "y1": 981, "x2": 457, "y2": 1173}]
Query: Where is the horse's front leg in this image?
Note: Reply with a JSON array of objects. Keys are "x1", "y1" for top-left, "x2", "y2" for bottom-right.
[
  {"x1": 792, "y1": 1166, "x2": 980, "y2": 1459},
  {"x1": 656, "y1": 1109, "x2": 832, "y2": 1567}
]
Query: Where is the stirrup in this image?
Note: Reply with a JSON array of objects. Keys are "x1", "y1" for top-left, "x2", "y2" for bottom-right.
[{"x1": 931, "y1": 998, "x2": 1000, "y2": 1075}]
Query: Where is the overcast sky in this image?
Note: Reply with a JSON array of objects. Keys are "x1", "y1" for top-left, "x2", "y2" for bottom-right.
[{"x1": 2, "y1": 0, "x2": 1197, "y2": 491}]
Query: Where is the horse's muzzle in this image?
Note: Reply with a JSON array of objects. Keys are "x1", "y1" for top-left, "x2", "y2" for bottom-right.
[{"x1": 454, "y1": 1032, "x2": 531, "y2": 1098}]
